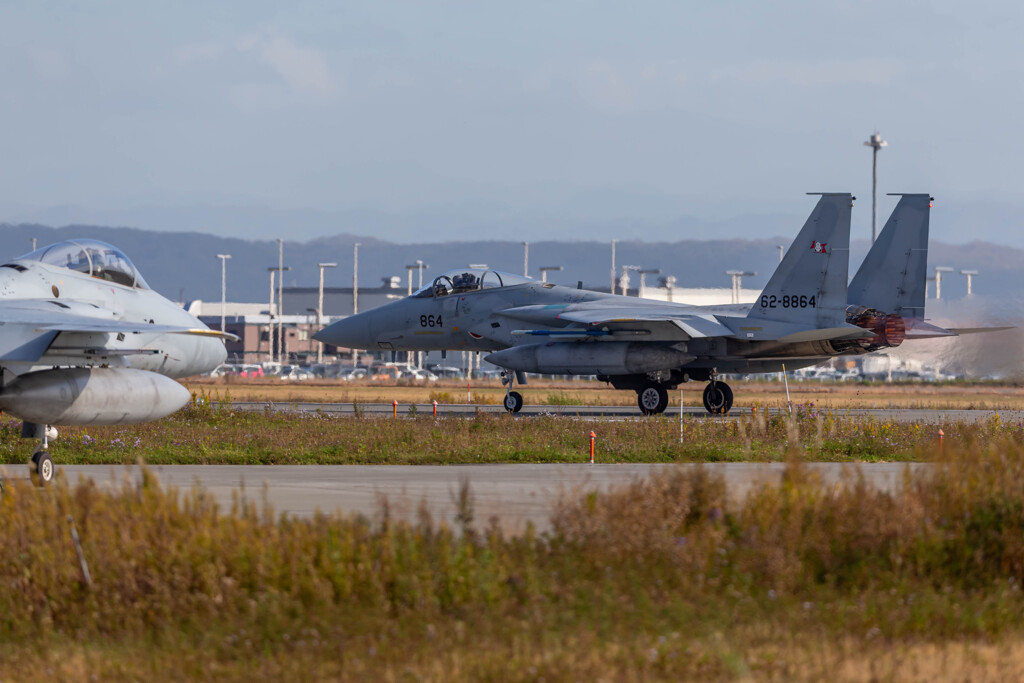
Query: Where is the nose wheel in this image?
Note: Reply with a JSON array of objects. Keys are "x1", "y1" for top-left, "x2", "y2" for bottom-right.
[
  {"x1": 22, "y1": 422, "x2": 57, "y2": 486},
  {"x1": 504, "y1": 391, "x2": 523, "y2": 413},
  {"x1": 637, "y1": 382, "x2": 669, "y2": 415},
  {"x1": 30, "y1": 448, "x2": 53, "y2": 485},
  {"x1": 501, "y1": 370, "x2": 525, "y2": 413},
  {"x1": 702, "y1": 381, "x2": 733, "y2": 414}
]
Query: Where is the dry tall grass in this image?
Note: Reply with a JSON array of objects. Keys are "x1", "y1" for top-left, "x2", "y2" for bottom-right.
[{"x1": 2, "y1": 440, "x2": 1024, "y2": 679}]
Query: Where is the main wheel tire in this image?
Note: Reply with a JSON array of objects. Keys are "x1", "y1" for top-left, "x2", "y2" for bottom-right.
[
  {"x1": 702, "y1": 382, "x2": 734, "y2": 415},
  {"x1": 504, "y1": 391, "x2": 524, "y2": 414},
  {"x1": 31, "y1": 450, "x2": 53, "y2": 486},
  {"x1": 637, "y1": 382, "x2": 669, "y2": 416}
]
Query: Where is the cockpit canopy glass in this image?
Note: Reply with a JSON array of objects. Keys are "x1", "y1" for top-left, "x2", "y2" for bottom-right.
[
  {"x1": 16, "y1": 240, "x2": 148, "y2": 289},
  {"x1": 412, "y1": 268, "x2": 533, "y2": 298}
]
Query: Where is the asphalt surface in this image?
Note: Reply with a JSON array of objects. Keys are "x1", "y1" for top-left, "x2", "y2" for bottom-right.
[
  {"x1": 230, "y1": 400, "x2": 1024, "y2": 424},
  {"x1": 41, "y1": 462, "x2": 925, "y2": 534}
]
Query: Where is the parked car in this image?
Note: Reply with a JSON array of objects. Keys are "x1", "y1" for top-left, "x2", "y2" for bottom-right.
[
  {"x1": 279, "y1": 365, "x2": 312, "y2": 381},
  {"x1": 370, "y1": 366, "x2": 401, "y2": 381},
  {"x1": 239, "y1": 364, "x2": 264, "y2": 378},
  {"x1": 341, "y1": 367, "x2": 368, "y2": 381}
]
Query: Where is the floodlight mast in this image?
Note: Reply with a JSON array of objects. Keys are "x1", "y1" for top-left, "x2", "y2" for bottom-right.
[
  {"x1": 216, "y1": 254, "x2": 231, "y2": 334},
  {"x1": 610, "y1": 240, "x2": 617, "y2": 294},
  {"x1": 277, "y1": 239, "x2": 285, "y2": 366},
  {"x1": 267, "y1": 266, "x2": 290, "y2": 364},
  {"x1": 960, "y1": 269, "x2": 978, "y2": 297},
  {"x1": 725, "y1": 270, "x2": 757, "y2": 304},
  {"x1": 316, "y1": 262, "x2": 337, "y2": 364},
  {"x1": 539, "y1": 265, "x2": 563, "y2": 283},
  {"x1": 934, "y1": 266, "x2": 954, "y2": 300},
  {"x1": 352, "y1": 243, "x2": 361, "y2": 368},
  {"x1": 864, "y1": 132, "x2": 888, "y2": 243}
]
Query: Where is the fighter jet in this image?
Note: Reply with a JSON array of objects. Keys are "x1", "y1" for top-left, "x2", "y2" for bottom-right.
[
  {"x1": 0, "y1": 239, "x2": 231, "y2": 483},
  {"x1": 314, "y1": 193, "x2": 1002, "y2": 416}
]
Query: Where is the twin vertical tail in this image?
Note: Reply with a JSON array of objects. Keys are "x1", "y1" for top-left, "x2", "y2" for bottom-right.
[
  {"x1": 848, "y1": 193, "x2": 931, "y2": 318},
  {"x1": 748, "y1": 193, "x2": 854, "y2": 327},
  {"x1": 841, "y1": 193, "x2": 932, "y2": 351}
]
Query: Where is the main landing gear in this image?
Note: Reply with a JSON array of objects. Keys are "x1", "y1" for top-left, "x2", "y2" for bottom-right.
[
  {"x1": 23, "y1": 422, "x2": 56, "y2": 486},
  {"x1": 634, "y1": 375, "x2": 733, "y2": 416},
  {"x1": 637, "y1": 382, "x2": 669, "y2": 415}
]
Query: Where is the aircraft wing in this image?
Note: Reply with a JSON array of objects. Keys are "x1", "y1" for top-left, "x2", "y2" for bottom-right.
[{"x1": 0, "y1": 300, "x2": 236, "y2": 362}]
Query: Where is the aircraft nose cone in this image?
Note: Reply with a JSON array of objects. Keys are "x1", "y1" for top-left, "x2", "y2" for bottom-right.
[{"x1": 314, "y1": 315, "x2": 371, "y2": 348}]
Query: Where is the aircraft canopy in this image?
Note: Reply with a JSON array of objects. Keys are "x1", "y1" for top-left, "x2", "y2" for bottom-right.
[
  {"x1": 17, "y1": 240, "x2": 149, "y2": 289},
  {"x1": 413, "y1": 268, "x2": 532, "y2": 298}
]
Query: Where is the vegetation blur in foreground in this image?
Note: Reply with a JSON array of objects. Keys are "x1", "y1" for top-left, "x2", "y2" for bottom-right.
[
  {"x1": 0, "y1": 400, "x2": 1019, "y2": 466},
  {"x1": 3, "y1": 442, "x2": 1024, "y2": 679}
]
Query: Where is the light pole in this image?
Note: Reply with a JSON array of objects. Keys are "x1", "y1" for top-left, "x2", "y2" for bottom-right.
[
  {"x1": 960, "y1": 269, "x2": 978, "y2": 297},
  {"x1": 352, "y1": 243, "x2": 361, "y2": 367},
  {"x1": 521, "y1": 242, "x2": 529, "y2": 277},
  {"x1": 539, "y1": 265, "x2": 562, "y2": 283},
  {"x1": 776, "y1": 245, "x2": 784, "y2": 264},
  {"x1": 316, "y1": 262, "x2": 337, "y2": 364},
  {"x1": 277, "y1": 239, "x2": 285, "y2": 366},
  {"x1": 934, "y1": 266, "x2": 954, "y2": 300},
  {"x1": 267, "y1": 266, "x2": 290, "y2": 364},
  {"x1": 663, "y1": 274, "x2": 677, "y2": 302},
  {"x1": 726, "y1": 270, "x2": 757, "y2": 304},
  {"x1": 610, "y1": 240, "x2": 617, "y2": 294},
  {"x1": 406, "y1": 262, "x2": 429, "y2": 295},
  {"x1": 216, "y1": 254, "x2": 231, "y2": 334},
  {"x1": 864, "y1": 132, "x2": 888, "y2": 243},
  {"x1": 638, "y1": 268, "x2": 660, "y2": 297}
]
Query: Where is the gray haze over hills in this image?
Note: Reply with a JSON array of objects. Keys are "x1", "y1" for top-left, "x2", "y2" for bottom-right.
[
  {"x1": 1, "y1": 223, "x2": 1020, "y2": 307},
  {"x1": 3, "y1": 199, "x2": 1023, "y2": 248}
]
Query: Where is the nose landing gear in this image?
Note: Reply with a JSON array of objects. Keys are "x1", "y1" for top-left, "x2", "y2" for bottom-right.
[
  {"x1": 22, "y1": 422, "x2": 57, "y2": 485},
  {"x1": 501, "y1": 370, "x2": 524, "y2": 414}
]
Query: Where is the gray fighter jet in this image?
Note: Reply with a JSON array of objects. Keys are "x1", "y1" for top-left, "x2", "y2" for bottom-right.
[
  {"x1": 314, "y1": 193, "x2": 998, "y2": 415},
  {"x1": 0, "y1": 239, "x2": 231, "y2": 483}
]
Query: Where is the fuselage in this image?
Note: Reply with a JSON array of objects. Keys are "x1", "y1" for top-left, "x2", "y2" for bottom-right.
[{"x1": 0, "y1": 256, "x2": 226, "y2": 379}]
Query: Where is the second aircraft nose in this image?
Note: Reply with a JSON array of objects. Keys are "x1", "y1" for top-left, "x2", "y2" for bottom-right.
[{"x1": 313, "y1": 313, "x2": 373, "y2": 349}]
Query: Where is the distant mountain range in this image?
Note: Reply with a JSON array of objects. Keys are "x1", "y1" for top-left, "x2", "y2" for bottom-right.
[{"x1": 0, "y1": 222, "x2": 1019, "y2": 305}]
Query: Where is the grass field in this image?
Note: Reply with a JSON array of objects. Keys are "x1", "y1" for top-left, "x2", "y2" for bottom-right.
[
  {"x1": 0, "y1": 399, "x2": 1016, "y2": 467},
  {"x1": 2, "y1": 443, "x2": 1024, "y2": 680},
  {"x1": 188, "y1": 376, "x2": 1024, "y2": 411}
]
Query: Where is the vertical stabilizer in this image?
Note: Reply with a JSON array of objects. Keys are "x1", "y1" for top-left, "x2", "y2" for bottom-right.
[
  {"x1": 848, "y1": 193, "x2": 930, "y2": 318},
  {"x1": 748, "y1": 193, "x2": 853, "y2": 326}
]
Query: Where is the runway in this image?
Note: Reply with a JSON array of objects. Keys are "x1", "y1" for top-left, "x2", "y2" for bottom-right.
[
  {"x1": 230, "y1": 400, "x2": 1024, "y2": 424},
  {"x1": 45, "y1": 462, "x2": 924, "y2": 534}
]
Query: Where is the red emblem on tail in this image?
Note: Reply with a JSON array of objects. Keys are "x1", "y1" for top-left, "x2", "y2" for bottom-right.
[{"x1": 810, "y1": 240, "x2": 828, "y2": 254}]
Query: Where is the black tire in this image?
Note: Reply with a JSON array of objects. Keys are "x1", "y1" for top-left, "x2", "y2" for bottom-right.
[
  {"x1": 31, "y1": 450, "x2": 53, "y2": 486},
  {"x1": 504, "y1": 391, "x2": 524, "y2": 414},
  {"x1": 637, "y1": 382, "x2": 669, "y2": 416},
  {"x1": 702, "y1": 382, "x2": 734, "y2": 415}
]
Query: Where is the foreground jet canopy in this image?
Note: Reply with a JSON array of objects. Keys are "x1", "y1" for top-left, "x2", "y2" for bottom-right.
[
  {"x1": 0, "y1": 239, "x2": 231, "y2": 483},
  {"x1": 315, "y1": 193, "x2": 1007, "y2": 416}
]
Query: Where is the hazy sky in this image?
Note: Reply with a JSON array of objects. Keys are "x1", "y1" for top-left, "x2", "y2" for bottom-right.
[{"x1": 1, "y1": 1, "x2": 1022, "y2": 243}]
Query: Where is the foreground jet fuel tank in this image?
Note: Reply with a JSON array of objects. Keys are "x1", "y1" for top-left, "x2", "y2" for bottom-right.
[
  {"x1": 486, "y1": 342, "x2": 694, "y2": 376},
  {"x1": 0, "y1": 368, "x2": 191, "y2": 426}
]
